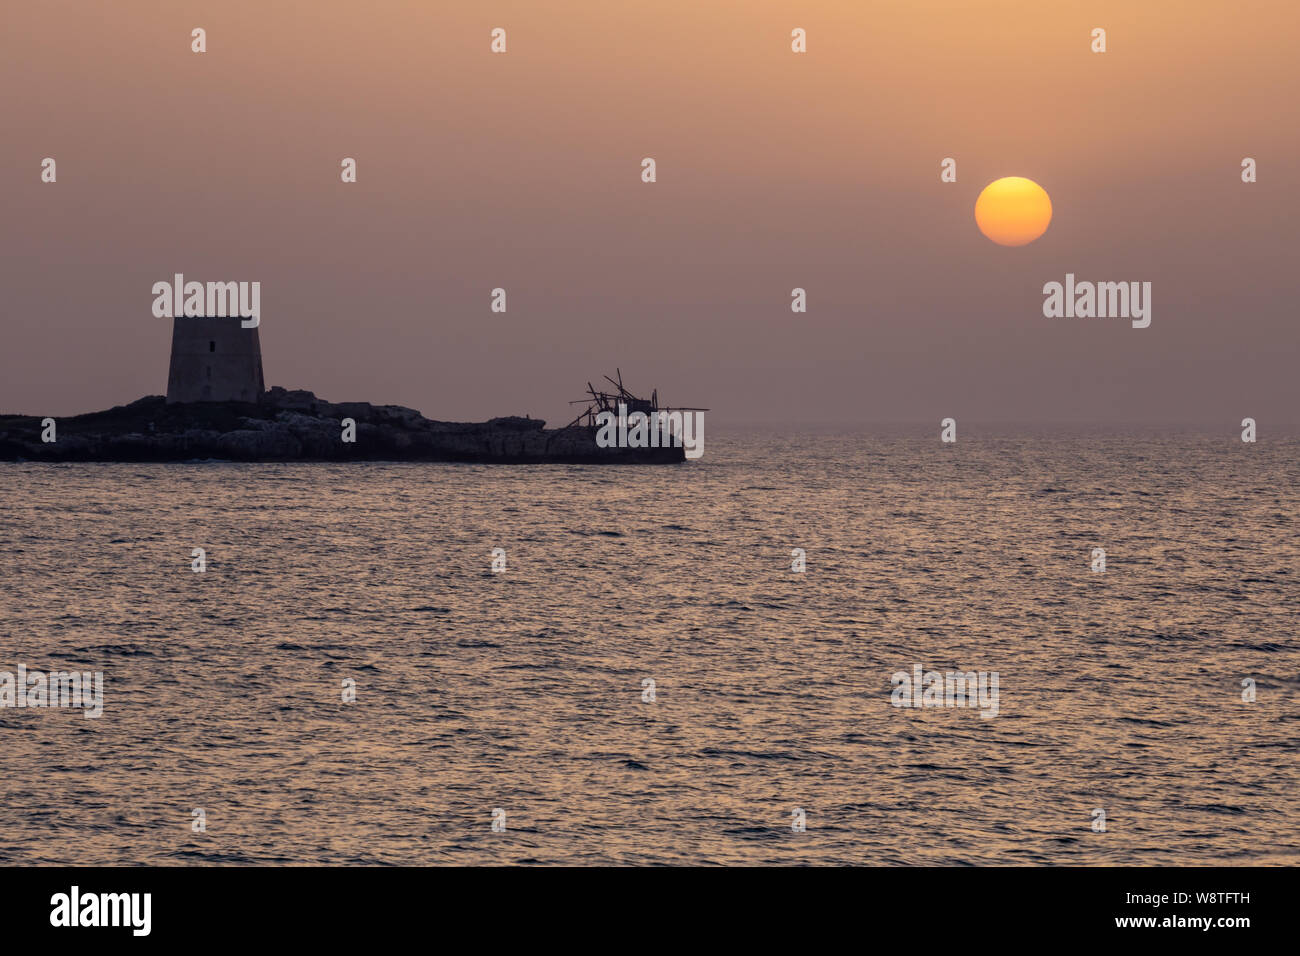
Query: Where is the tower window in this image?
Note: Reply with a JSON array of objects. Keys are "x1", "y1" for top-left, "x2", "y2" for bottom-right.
[{"x1": 209, "y1": 341, "x2": 216, "y2": 352}]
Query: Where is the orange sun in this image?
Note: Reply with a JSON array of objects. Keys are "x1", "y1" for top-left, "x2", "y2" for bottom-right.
[{"x1": 975, "y1": 177, "x2": 1052, "y2": 246}]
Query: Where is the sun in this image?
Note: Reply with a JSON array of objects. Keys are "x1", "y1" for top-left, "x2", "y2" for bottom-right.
[{"x1": 975, "y1": 177, "x2": 1052, "y2": 246}]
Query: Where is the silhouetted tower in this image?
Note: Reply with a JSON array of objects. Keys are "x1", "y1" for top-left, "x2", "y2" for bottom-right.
[{"x1": 165, "y1": 316, "x2": 264, "y2": 403}]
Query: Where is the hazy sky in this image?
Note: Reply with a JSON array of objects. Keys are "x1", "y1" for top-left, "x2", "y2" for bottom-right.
[{"x1": 4, "y1": 1, "x2": 1297, "y2": 425}]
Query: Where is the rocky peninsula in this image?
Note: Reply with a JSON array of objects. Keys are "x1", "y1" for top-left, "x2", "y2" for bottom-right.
[{"x1": 0, "y1": 387, "x2": 685, "y2": 464}]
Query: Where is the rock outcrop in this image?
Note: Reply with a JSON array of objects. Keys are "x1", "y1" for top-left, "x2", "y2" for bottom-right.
[{"x1": 0, "y1": 388, "x2": 684, "y2": 464}]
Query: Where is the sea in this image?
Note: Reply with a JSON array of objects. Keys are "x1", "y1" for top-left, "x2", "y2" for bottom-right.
[{"x1": 2, "y1": 427, "x2": 1297, "y2": 865}]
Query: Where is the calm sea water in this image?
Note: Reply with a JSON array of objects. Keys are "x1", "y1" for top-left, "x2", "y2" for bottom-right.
[{"x1": 2, "y1": 428, "x2": 1298, "y2": 865}]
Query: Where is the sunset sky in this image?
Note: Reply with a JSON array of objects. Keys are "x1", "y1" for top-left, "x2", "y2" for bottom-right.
[{"x1": 4, "y1": 0, "x2": 1297, "y2": 425}]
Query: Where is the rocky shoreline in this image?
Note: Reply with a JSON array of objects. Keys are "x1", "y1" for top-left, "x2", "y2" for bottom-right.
[{"x1": 0, "y1": 387, "x2": 684, "y2": 464}]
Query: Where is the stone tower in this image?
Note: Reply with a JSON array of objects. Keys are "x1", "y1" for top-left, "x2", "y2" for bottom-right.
[{"x1": 165, "y1": 316, "x2": 264, "y2": 404}]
